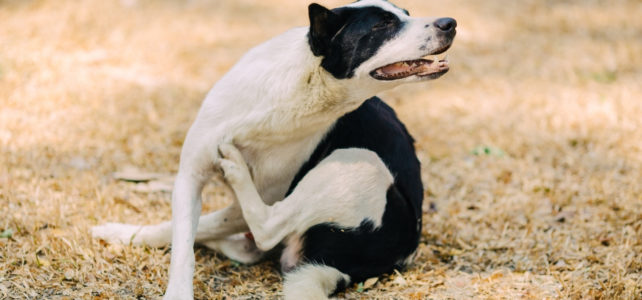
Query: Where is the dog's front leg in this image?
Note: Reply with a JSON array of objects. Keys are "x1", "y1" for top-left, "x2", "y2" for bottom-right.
[
  {"x1": 164, "y1": 129, "x2": 221, "y2": 300},
  {"x1": 163, "y1": 171, "x2": 204, "y2": 299}
]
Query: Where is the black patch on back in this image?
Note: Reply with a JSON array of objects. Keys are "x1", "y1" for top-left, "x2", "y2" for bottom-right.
[
  {"x1": 286, "y1": 97, "x2": 423, "y2": 282},
  {"x1": 308, "y1": 5, "x2": 407, "y2": 79}
]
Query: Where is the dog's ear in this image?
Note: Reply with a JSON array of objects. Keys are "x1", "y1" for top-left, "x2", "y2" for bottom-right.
[{"x1": 308, "y1": 3, "x2": 343, "y2": 56}]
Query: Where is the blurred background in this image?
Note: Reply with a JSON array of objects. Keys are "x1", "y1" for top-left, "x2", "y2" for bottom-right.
[{"x1": 1, "y1": 0, "x2": 640, "y2": 298}]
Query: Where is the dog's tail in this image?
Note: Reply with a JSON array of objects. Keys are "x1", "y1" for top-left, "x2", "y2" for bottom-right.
[{"x1": 283, "y1": 264, "x2": 350, "y2": 300}]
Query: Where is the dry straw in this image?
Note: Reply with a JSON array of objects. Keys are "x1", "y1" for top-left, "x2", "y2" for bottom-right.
[{"x1": 1, "y1": 0, "x2": 640, "y2": 299}]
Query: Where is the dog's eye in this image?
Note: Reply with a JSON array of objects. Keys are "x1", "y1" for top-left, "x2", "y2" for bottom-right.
[{"x1": 373, "y1": 19, "x2": 395, "y2": 30}]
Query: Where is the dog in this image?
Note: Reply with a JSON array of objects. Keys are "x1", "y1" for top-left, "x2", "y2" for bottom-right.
[{"x1": 92, "y1": 0, "x2": 456, "y2": 299}]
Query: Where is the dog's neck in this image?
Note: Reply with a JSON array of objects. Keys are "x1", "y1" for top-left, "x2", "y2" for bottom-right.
[
  {"x1": 195, "y1": 27, "x2": 393, "y2": 154},
  {"x1": 214, "y1": 28, "x2": 373, "y2": 145}
]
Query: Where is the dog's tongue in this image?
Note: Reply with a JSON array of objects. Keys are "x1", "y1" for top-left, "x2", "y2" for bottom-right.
[
  {"x1": 373, "y1": 59, "x2": 449, "y2": 80},
  {"x1": 378, "y1": 60, "x2": 446, "y2": 76},
  {"x1": 380, "y1": 62, "x2": 412, "y2": 75}
]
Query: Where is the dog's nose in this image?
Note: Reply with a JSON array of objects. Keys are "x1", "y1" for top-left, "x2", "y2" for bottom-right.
[{"x1": 434, "y1": 18, "x2": 457, "y2": 32}]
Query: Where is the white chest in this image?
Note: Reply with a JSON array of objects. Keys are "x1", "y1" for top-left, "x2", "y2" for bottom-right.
[{"x1": 239, "y1": 130, "x2": 329, "y2": 205}]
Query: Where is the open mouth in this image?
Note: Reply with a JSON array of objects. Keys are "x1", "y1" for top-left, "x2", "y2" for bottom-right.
[{"x1": 370, "y1": 47, "x2": 451, "y2": 81}]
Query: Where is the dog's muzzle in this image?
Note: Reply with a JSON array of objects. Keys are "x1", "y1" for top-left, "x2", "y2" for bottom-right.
[{"x1": 370, "y1": 18, "x2": 456, "y2": 81}]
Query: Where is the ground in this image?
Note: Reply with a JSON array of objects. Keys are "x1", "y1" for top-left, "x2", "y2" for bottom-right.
[{"x1": 1, "y1": 0, "x2": 641, "y2": 299}]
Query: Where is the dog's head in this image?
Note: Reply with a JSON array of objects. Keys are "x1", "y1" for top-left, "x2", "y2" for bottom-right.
[{"x1": 308, "y1": 0, "x2": 456, "y2": 87}]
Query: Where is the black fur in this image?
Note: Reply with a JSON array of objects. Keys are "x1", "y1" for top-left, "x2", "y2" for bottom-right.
[
  {"x1": 330, "y1": 277, "x2": 349, "y2": 296},
  {"x1": 286, "y1": 97, "x2": 423, "y2": 285},
  {"x1": 308, "y1": 4, "x2": 407, "y2": 79},
  {"x1": 307, "y1": 4, "x2": 345, "y2": 57}
]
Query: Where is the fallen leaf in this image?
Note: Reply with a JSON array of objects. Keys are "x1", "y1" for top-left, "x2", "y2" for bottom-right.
[
  {"x1": 113, "y1": 166, "x2": 167, "y2": 183},
  {"x1": 471, "y1": 145, "x2": 505, "y2": 157},
  {"x1": 36, "y1": 256, "x2": 51, "y2": 268},
  {"x1": 63, "y1": 268, "x2": 75, "y2": 281},
  {"x1": 0, "y1": 228, "x2": 13, "y2": 238},
  {"x1": 362, "y1": 277, "x2": 379, "y2": 290},
  {"x1": 356, "y1": 282, "x2": 364, "y2": 293},
  {"x1": 431, "y1": 279, "x2": 445, "y2": 287},
  {"x1": 69, "y1": 156, "x2": 91, "y2": 170},
  {"x1": 113, "y1": 196, "x2": 142, "y2": 213},
  {"x1": 393, "y1": 270, "x2": 407, "y2": 286},
  {"x1": 132, "y1": 179, "x2": 174, "y2": 193},
  {"x1": 49, "y1": 228, "x2": 66, "y2": 237},
  {"x1": 490, "y1": 271, "x2": 504, "y2": 281}
]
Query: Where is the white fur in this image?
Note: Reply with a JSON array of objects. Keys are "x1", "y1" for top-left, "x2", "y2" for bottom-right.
[
  {"x1": 91, "y1": 1, "x2": 450, "y2": 298},
  {"x1": 219, "y1": 144, "x2": 393, "y2": 252},
  {"x1": 201, "y1": 233, "x2": 264, "y2": 264},
  {"x1": 346, "y1": 0, "x2": 409, "y2": 17},
  {"x1": 91, "y1": 203, "x2": 247, "y2": 247},
  {"x1": 283, "y1": 264, "x2": 350, "y2": 300},
  {"x1": 281, "y1": 235, "x2": 305, "y2": 272}
]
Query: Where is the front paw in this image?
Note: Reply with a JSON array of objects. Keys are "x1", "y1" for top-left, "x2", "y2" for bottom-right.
[
  {"x1": 218, "y1": 144, "x2": 251, "y2": 184},
  {"x1": 163, "y1": 286, "x2": 194, "y2": 300}
]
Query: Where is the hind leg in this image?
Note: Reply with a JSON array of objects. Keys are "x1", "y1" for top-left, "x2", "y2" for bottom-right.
[
  {"x1": 218, "y1": 143, "x2": 393, "y2": 255},
  {"x1": 92, "y1": 206, "x2": 266, "y2": 272},
  {"x1": 219, "y1": 144, "x2": 393, "y2": 299},
  {"x1": 91, "y1": 202, "x2": 248, "y2": 247},
  {"x1": 91, "y1": 202, "x2": 264, "y2": 263}
]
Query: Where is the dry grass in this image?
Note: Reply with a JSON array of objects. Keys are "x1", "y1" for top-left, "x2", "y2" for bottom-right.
[{"x1": 1, "y1": 0, "x2": 641, "y2": 299}]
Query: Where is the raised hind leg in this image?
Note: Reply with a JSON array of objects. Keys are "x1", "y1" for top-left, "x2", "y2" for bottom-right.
[{"x1": 218, "y1": 143, "x2": 393, "y2": 299}]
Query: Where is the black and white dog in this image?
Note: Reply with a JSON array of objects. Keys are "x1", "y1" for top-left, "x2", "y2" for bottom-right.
[{"x1": 92, "y1": 0, "x2": 456, "y2": 299}]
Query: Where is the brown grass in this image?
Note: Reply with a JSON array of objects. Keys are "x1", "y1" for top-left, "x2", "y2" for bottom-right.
[{"x1": 1, "y1": 0, "x2": 641, "y2": 299}]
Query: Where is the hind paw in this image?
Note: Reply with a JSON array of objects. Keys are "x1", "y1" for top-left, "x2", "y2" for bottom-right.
[
  {"x1": 202, "y1": 233, "x2": 265, "y2": 264},
  {"x1": 218, "y1": 143, "x2": 252, "y2": 185}
]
